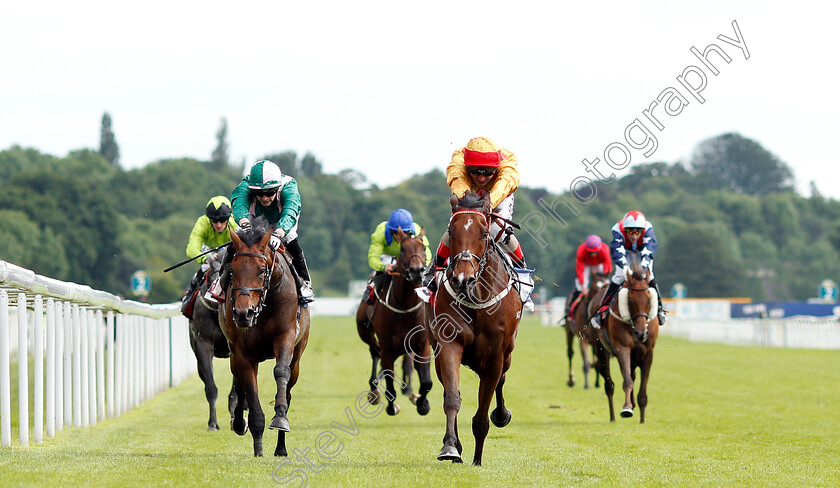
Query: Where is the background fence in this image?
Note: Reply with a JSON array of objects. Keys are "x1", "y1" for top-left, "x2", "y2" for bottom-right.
[{"x1": 0, "y1": 260, "x2": 195, "y2": 448}]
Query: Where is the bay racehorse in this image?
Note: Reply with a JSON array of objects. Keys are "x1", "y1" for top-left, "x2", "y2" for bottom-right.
[
  {"x1": 188, "y1": 247, "x2": 239, "y2": 430},
  {"x1": 355, "y1": 227, "x2": 433, "y2": 417},
  {"x1": 564, "y1": 269, "x2": 607, "y2": 389},
  {"x1": 588, "y1": 253, "x2": 659, "y2": 422},
  {"x1": 219, "y1": 217, "x2": 310, "y2": 456},
  {"x1": 424, "y1": 191, "x2": 522, "y2": 466}
]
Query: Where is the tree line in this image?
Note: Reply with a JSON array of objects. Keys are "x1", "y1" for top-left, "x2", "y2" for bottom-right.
[{"x1": 1, "y1": 129, "x2": 838, "y2": 303}]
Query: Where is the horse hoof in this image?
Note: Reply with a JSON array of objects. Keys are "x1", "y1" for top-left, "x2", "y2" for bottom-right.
[
  {"x1": 620, "y1": 408, "x2": 634, "y2": 418},
  {"x1": 367, "y1": 390, "x2": 380, "y2": 405},
  {"x1": 408, "y1": 393, "x2": 420, "y2": 405},
  {"x1": 386, "y1": 403, "x2": 401, "y2": 416},
  {"x1": 416, "y1": 397, "x2": 430, "y2": 416},
  {"x1": 567, "y1": 378, "x2": 575, "y2": 387},
  {"x1": 269, "y1": 415, "x2": 290, "y2": 432},
  {"x1": 490, "y1": 407, "x2": 512, "y2": 428},
  {"x1": 207, "y1": 424, "x2": 220, "y2": 432},
  {"x1": 437, "y1": 445, "x2": 462, "y2": 462},
  {"x1": 231, "y1": 417, "x2": 248, "y2": 436}
]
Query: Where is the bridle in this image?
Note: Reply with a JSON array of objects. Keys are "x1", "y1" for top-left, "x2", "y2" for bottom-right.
[
  {"x1": 608, "y1": 283, "x2": 652, "y2": 342},
  {"x1": 446, "y1": 210, "x2": 491, "y2": 279},
  {"x1": 374, "y1": 235, "x2": 426, "y2": 314},
  {"x1": 230, "y1": 250, "x2": 275, "y2": 319}
]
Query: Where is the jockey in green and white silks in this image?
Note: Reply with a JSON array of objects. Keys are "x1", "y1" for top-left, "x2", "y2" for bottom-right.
[
  {"x1": 208, "y1": 160, "x2": 314, "y2": 304},
  {"x1": 362, "y1": 209, "x2": 432, "y2": 305}
]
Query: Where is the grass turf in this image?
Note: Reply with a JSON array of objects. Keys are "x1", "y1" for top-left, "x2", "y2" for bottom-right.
[{"x1": 1, "y1": 316, "x2": 838, "y2": 487}]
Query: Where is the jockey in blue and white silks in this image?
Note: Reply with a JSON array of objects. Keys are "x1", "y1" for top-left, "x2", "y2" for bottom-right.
[{"x1": 591, "y1": 210, "x2": 666, "y2": 328}]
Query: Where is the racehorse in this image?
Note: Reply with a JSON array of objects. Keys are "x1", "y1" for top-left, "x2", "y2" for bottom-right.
[
  {"x1": 188, "y1": 247, "x2": 239, "y2": 430},
  {"x1": 564, "y1": 269, "x2": 607, "y2": 389},
  {"x1": 218, "y1": 217, "x2": 310, "y2": 456},
  {"x1": 355, "y1": 227, "x2": 433, "y2": 417},
  {"x1": 424, "y1": 191, "x2": 523, "y2": 466},
  {"x1": 587, "y1": 253, "x2": 659, "y2": 423}
]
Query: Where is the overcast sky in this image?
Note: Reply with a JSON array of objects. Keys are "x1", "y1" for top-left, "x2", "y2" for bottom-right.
[{"x1": 2, "y1": 1, "x2": 837, "y2": 198}]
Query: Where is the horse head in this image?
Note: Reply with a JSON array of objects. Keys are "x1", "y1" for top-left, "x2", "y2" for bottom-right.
[
  {"x1": 228, "y1": 217, "x2": 276, "y2": 329},
  {"x1": 624, "y1": 255, "x2": 653, "y2": 343},
  {"x1": 447, "y1": 191, "x2": 492, "y2": 295},
  {"x1": 394, "y1": 227, "x2": 427, "y2": 286}
]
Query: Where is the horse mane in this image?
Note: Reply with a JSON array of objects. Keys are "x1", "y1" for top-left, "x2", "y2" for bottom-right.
[
  {"x1": 236, "y1": 216, "x2": 273, "y2": 247},
  {"x1": 454, "y1": 191, "x2": 490, "y2": 212}
]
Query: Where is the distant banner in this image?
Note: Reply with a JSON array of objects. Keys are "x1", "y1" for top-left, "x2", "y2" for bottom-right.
[{"x1": 731, "y1": 302, "x2": 840, "y2": 319}]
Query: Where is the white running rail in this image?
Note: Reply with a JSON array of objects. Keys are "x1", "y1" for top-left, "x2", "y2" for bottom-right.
[{"x1": 0, "y1": 260, "x2": 195, "y2": 448}]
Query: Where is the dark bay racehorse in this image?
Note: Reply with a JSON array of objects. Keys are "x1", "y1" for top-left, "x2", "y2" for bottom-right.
[
  {"x1": 355, "y1": 227, "x2": 433, "y2": 417},
  {"x1": 219, "y1": 217, "x2": 310, "y2": 456},
  {"x1": 588, "y1": 254, "x2": 659, "y2": 423},
  {"x1": 189, "y1": 248, "x2": 238, "y2": 430},
  {"x1": 424, "y1": 192, "x2": 522, "y2": 466},
  {"x1": 564, "y1": 269, "x2": 607, "y2": 389}
]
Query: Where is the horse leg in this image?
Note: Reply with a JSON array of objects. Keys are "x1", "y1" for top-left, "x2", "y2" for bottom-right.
[
  {"x1": 229, "y1": 362, "x2": 250, "y2": 436},
  {"x1": 615, "y1": 347, "x2": 635, "y2": 418},
  {"x1": 595, "y1": 341, "x2": 615, "y2": 422},
  {"x1": 637, "y1": 349, "x2": 654, "y2": 424},
  {"x1": 270, "y1": 354, "x2": 293, "y2": 432},
  {"x1": 401, "y1": 353, "x2": 416, "y2": 399},
  {"x1": 565, "y1": 326, "x2": 575, "y2": 387},
  {"x1": 367, "y1": 346, "x2": 381, "y2": 405},
  {"x1": 191, "y1": 333, "x2": 219, "y2": 430},
  {"x1": 413, "y1": 352, "x2": 433, "y2": 416},
  {"x1": 490, "y1": 355, "x2": 512, "y2": 428},
  {"x1": 233, "y1": 359, "x2": 264, "y2": 457},
  {"x1": 580, "y1": 337, "x2": 591, "y2": 390},
  {"x1": 472, "y1": 356, "x2": 504, "y2": 466},
  {"x1": 592, "y1": 343, "x2": 600, "y2": 388},
  {"x1": 379, "y1": 353, "x2": 401, "y2": 416},
  {"x1": 435, "y1": 345, "x2": 464, "y2": 463}
]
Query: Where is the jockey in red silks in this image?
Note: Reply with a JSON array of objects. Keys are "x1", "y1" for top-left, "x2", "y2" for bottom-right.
[
  {"x1": 566, "y1": 234, "x2": 612, "y2": 321},
  {"x1": 422, "y1": 136, "x2": 526, "y2": 292},
  {"x1": 591, "y1": 210, "x2": 666, "y2": 328}
]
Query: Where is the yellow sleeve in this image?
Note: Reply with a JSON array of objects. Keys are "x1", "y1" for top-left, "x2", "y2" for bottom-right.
[
  {"x1": 446, "y1": 148, "x2": 473, "y2": 198},
  {"x1": 488, "y1": 149, "x2": 520, "y2": 208},
  {"x1": 367, "y1": 222, "x2": 388, "y2": 272}
]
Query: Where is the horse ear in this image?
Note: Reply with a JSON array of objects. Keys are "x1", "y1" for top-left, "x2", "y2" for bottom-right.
[
  {"x1": 625, "y1": 267, "x2": 631, "y2": 281},
  {"x1": 645, "y1": 268, "x2": 650, "y2": 281},
  {"x1": 230, "y1": 228, "x2": 243, "y2": 248},
  {"x1": 395, "y1": 227, "x2": 407, "y2": 242},
  {"x1": 418, "y1": 227, "x2": 426, "y2": 238},
  {"x1": 450, "y1": 193, "x2": 459, "y2": 211}
]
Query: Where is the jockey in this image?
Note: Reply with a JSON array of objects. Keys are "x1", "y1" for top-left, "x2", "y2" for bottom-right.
[
  {"x1": 181, "y1": 196, "x2": 237, "y2": 317},
  {"x1": 208, "y1": 159, "x2": 314, "y2": 304},
  {"x1": 566, "y1": 234, "x2": 612, "y2": 321},
  {"x1": 591, "y1": 210, "x2": 666, "y2": 328},
  {"x1": 422, "y1": 136, "x2": 526, "y2": 292},
  {"x1": 362, "y1": 208, "x2": 432, "y2": 305}
]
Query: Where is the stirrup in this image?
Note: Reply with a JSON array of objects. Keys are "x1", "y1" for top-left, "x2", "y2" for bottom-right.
[{"x1": 299, "y1": 282, "x2": 315, "y2": 305}]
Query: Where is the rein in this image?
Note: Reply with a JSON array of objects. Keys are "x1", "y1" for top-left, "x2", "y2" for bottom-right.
[{"x1": 375, "y1": 241, "x2": 425, "y2": 314}]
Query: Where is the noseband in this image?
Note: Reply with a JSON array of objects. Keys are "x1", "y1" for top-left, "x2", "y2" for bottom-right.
[{"x1": 231, "y1": 251, "x2": 274, "y2": 318}]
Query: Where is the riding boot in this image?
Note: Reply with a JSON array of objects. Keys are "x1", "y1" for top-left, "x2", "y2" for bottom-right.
[
  {"x1": 422, "y1": 254, "x2": 447, "y2": 292},
  {"x1": 206, "y1": 245, "x2": 234, "y2": 303},
  {"x1": 287, "y1": 239, "x2": 315, "y2": 304},
  {"x1": 591, "y1": 282, "x2": 621, "y2": 329},
  {"x1": 649, "y1": 278, "x2": 667, "y2": 325}
]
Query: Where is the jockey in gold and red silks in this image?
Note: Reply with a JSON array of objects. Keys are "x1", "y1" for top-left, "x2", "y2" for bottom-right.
[{"x1": 422, "y1": 136, "x2": 526, "y2": 292}]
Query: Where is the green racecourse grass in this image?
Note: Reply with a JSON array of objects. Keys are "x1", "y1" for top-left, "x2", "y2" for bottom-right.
[{"x1": 2, "y1": 316, "x2": 839, "y2": 487}]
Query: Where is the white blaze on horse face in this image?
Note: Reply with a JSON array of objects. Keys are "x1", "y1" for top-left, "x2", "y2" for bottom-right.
[{"x1": 464, "y1": 218, "x2": 473, "y2": 232}]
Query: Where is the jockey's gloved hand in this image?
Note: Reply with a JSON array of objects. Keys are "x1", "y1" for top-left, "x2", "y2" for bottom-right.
[
  {"x1": 269, "y1": 228, "x2": 286, "y2": 251},
  {"x1": 239, "y1": 219, "x2": 251, "y2": 230},
  {"x1": 200, "y1": 244, "x2": 210, "y2": 253}
]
